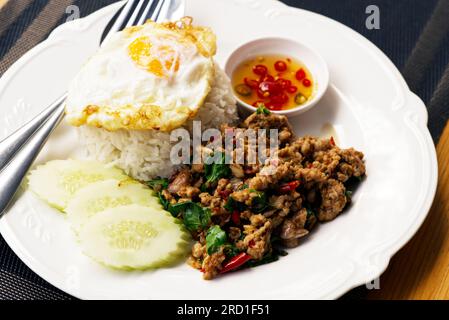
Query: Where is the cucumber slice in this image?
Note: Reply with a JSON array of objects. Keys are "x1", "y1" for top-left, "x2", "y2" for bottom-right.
[
  {"x1": 79, "y1": 204, "x2": 190, "y2": 270},
  {"x1": 66, "y1": 179, "x2": 161, "y2": 234},
  {"x1": 28, "y1": 160, "x2": 127, "y2": 211}
]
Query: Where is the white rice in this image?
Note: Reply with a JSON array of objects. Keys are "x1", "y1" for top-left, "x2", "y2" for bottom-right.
[{"x1": 77, "y1": 64, "x2": 238, "y2": 181}]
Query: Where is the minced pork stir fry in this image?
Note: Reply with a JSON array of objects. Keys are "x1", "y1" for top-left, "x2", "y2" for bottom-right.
[{"x1": 149, "y1": 107, "x2": 366, "y2": 279}]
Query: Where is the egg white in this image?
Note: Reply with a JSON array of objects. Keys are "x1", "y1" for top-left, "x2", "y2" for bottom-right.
[{"x1": 65, "y1": 19, "x2": 216, "y2": 131}]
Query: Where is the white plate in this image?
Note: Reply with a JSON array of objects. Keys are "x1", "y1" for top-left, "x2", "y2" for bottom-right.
[{"x1": 0, "y1": 0, "x2": 438, "y2": 299}]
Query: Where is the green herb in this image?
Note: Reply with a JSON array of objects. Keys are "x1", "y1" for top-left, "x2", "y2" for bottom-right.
[
  {"x1": 345, "y1": 190, "x2": 353, "y2": 199},
  {"x1": 224, "y1": 244, "x2": 241, "y2": 258},
  {"x1": 239, "y1": 184, "x2": 249, "y2": 190},
  {"x1": 204, "y1": 152, "x2": 231, "y2": 186},
  {"x1": 251, "y1": 191, "x2": 269, "y2": 213},
  {"x1": 304, "y1": 204, "x2": 317, "y2": 230},
  {"x1": 183, "y1": 203, "x2": 211, "y2": 232},
  {"x1": 256, "y1": 105, "x2": 271, "y2": 115},
  {"x1": 224, "y1": 196, "x2": 246, "y2": 212},
  {"x1": 147, "y1": 178, "x2": 169, "y2": 189},
  {"x1": 157, "y1": 192, "x2": 170, "y2": 211},
  {"x1": 206, "y1": 225, "x2": 227, "y2": 255},
  {"x1": 155, "y1": 194, "x2": 211, "y2": 231},
  {"x1": 245, "y1": 247, "x2": 287, "y2": 268},
  {"x1": 167, "y1": 201, "x2": 192, "y2": 216},
  {"x1": 167, "y1": 201, "x2": 211, "y2": 231}
]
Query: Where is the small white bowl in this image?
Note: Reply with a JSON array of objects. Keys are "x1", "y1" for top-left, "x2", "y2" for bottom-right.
[{"x1": 225, "y1": 37, "x2": 329, "y2": 117}]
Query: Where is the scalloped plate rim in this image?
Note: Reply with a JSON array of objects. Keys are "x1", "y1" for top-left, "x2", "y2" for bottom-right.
[{"x1": 0, "y1": 0, "x2": 438, "y2": 300}]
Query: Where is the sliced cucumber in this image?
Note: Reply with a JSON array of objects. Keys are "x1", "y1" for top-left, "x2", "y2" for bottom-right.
[
  {"x1": 79, "y1": 204, "x2": 190, "y2": 270},
  {"x1": 66, "y1": 179, "x2": 161, "y2": 234},
  {"x1": 28, "y1": 160, "x2": 127, "y2": 211}
]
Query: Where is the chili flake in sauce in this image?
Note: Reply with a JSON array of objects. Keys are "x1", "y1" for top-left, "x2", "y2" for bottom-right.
[{"x1": 232, "y1": 55, "x2": 314, "y2": 110}]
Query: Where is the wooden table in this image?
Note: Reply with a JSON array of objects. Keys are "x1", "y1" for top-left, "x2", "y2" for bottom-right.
[{"x1": 0, "y1": 0, "x2": 447, "y2": 300}]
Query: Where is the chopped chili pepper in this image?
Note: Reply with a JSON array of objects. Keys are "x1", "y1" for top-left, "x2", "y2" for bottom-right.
[
  {"x1": 233, "y1": 56, "x2": 313, "y2": 110},
  {"x1": 296, "y1": 68, "x2": 306, "y2": 81},
  {"x1": 274, "y1": 60, "x2": 287, "y2": 72},
  {"x1": 231, "y1": 210, "x2": 240, "y2": 225},
  {"x1": 259, "y1": 74, "x2": 275, "y2": 83},
  {"x1": 244, "y1": 77, "x2": 259, "y2": 89},
  {"x1": 330, "y1": 136, "x2": 336, "y2": 146},
  {"x1": 286, "y1": 85, "x2": 298, "y2": 93},
  {"x1": 220, "y1": 253, "x2": 251, "y2": 274},
  {"x1": 249, "y1": 239, "x2": 255, "y2": 248},
  {"x1": 252, "y1": 64, "x2": 268, "y2": 76},
  {"x1": 302, "y1": 78, "x2": 311, "y2": 87},
  {"x1": 275, "y1": 78, "x2": 291, "y2": 89},
  {"x1": 279, "y1": 180, "x2": 300, "y2": 193}
]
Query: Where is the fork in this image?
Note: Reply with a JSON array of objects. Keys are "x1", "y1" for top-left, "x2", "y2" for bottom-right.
[{"x1": 0, "y1": 0, "x2": 185, "y2": 217}]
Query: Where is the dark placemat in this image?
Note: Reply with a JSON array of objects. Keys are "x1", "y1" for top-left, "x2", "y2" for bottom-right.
[{"x1": 0, "y1": 0, "x2": 447, "y2": 300}]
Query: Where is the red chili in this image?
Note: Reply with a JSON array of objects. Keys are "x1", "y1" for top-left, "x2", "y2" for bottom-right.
[
  {"x1": 303, "y1": 78, "x2": 311, "y2": 87},
  {"x1": 279, "y1": 180, "x2": 300, "y2": 193},
  {"x1": 257, "y1": 88, "x2": 269, "y2": 99},
  {"x1": 259, "y1": 74, "x2": 275, "y2": 83},
  {"x1": 274, "y1": 60, "x2": 287, "y2": 72},
  {"x1": 295, "y1": 68, "x2": 306, "y2": 81},
  {"x1": 275, "y1": 78, "x2": 291, "y2": 89},
  {"x1": 286, "y1": 85, "x2": 298, "y2": 93},
  {"x1": 330, "y1": 136, "x2": 336, "y2": 146},
  {"x1": 244, "y1": 77, "x2": 259, "y2": 89},
  {"x1": 270, "y1": 93, "x2": 288, "y2": 106},
  {"x1": 253, "y1": 64, "x2": 268, "y2": 76},
  {"x1": 231, "y1": 210, "x2": 240, "y2": 225},
  {"x1": 220, "y1": 253, "x2": 251, "y2": 274}
]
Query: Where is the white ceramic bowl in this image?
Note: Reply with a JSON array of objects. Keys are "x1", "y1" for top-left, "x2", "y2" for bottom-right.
[{"x1": 225, "y1": 37, "x2": 329, "y2": 117}]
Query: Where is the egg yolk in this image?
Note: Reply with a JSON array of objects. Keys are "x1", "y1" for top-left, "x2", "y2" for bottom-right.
[{"x1": 128, "y1": 36, "x2": 180, "y2": 77}]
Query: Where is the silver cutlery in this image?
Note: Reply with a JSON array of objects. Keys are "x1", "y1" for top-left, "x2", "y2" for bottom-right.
[{"x1": 0, "y1": 0, "x2": 185, "y2": 217}]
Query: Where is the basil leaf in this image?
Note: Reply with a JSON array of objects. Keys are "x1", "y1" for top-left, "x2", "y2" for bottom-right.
[
  {"x1": 345, "y1": 190, "x2": 353, "y2": 199},
  {"x1": 224, "y1": 244, "x2": 241, "y2": 258},
  {"x1": 204, "y1": 152, "x2": 231, "y2": 185},
  {"x1": 147, "y1": 178, "x2": 169, "y2": 189},
  {"x1": 166, "y1": 201, "x2": 189, "y2": 216},
  {"x1": 245, "y1": 247, "x2": 287, "y2": 269},
  {"x1": 206, "y1": 225, "x2": 227, "y2": 255},
  {"x1": 183, "y1": 203, "x2": 211, "y2": 232},
  {"x1": 224, "y1": 196, "x2": 246, "y2": 212},
  {"x1": 251, "y1": 191, "x2": 268, "y2": 213},
  {"x1": 157, "y1": 192, "x2": 170, "y2": 211},
  {"x1": 304, "y1": 205, "x2": 317, "y2": 229}
]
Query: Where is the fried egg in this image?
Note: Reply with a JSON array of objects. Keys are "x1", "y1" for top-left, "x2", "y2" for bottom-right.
[{"x1": 65, "y1": 18, "x2": 216, "y2": 131}]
